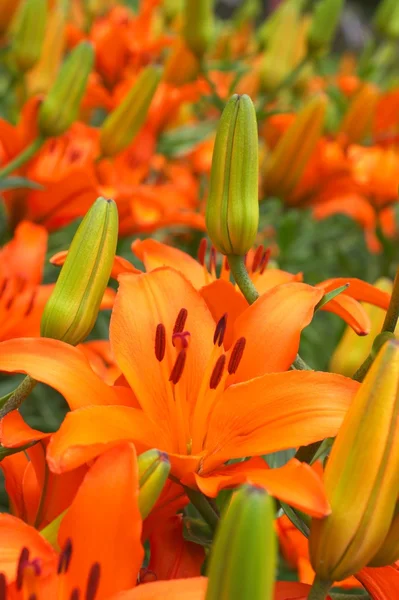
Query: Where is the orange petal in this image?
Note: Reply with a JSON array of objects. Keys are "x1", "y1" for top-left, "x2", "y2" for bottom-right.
[
  {"x1": 321, "y1": 295, "x2": 371, "y2": 335},
  {"x1": 253, "y1": 269, "x2": 303, "y2": 296},
  {"x1": 132, "y1": 239, "x2": 206, "y2": 289},
  {"x1": 200, "y1": 280, "x2": 248, "y2": 349},
  {"x1": 50, "y1": 251, "x2": 140, "y2": 279},
  {"x1": 195, "y1": 457, "x2": 330, "y2": 518},
  {"x1": 59, "y1": 443, "x2": 144, "y2": 598},
  {"x1": 356, "y1": 566, "x2": 399, "y2": 600},
  {"x1": 317, "y1": 278, "x2": 390, "y2": 309},
  {"x1": 0, "y1": 452, "x2": 30, "y2": 520},
  {"x1": 203, "y1": 371, "x2": 358, "y2": 471},
  {"x1": 110, "y1": 269, "x2": 214, "y2": 429},
  {"x1": 0, "y1": 412, "x2": 49, "y2": 448},
  {"x1": 0, "y1": 513, "x2": 57, "y2": 582},
  {"x1": 229, "y1": 282, "x2": 324, "y2": 383},
  {"x1": 110, "y1": 577, "x2": 207, "y2": 600},
  {"x1": 47, "y1": 405, "x2": 165, "y2": 474},
  {"x1": 0, "y1": 338, "x2": 118, "y2": 409},
  {"x1": 0, "y1": 221, "x2": 48, "y2": 286}
]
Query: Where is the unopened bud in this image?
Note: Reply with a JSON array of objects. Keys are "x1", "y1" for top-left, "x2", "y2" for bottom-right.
[
  {"x1": 206, "y1": 94, "x2": 259, "y2": 256},
  {"x1": 310, "y1": 340, "x2": 399, "y2": 581},
  {"x1": 40, "y1": 197, "x2": 118, "y2": 346},
  {"x1": 374, "y1": 0, "x2": 399, "y2": 40},
  {"x1": 308, "y1": 0, "x2": 344, "y2": 53},
  {"x1": 369, "y1": 502, "x2": 399, "y2": 567},
  {"x1": 183, "y1": 0, "x2": 214, "y2": 58},
  {"x1": 100, "y1": 66, "x2": 162, "y2": 157},
  {"x1": 38, "y1": 41, "x2": 94, "y2": 138},
  {"x1": 10, "y1": 0, "x2": 47, "y2": 72},
  {"x1": 206, "y1": 485, "x2": 276, "y2": 600},
  {"x1": 339, "y1": 83, "x2": 380, "y2": 144},
  {"x1": 138, "y1": 449, "x2": 171, "y2": 519}
]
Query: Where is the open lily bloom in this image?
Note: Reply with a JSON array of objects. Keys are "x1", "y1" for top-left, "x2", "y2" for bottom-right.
[{"x1": 0, "y1": 268, "x2": 358, "y2": 517}]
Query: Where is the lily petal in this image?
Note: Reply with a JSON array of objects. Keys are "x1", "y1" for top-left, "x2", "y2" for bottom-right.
[
  {"x1": 200, "y1": 280, "x2": 248, "y2": 349},
  {"x1": 110, "y1": 577, "x2": 207, "y2": 600},
  {"x1": 356, "y1": 566, "x2": 399, "y2": 600},
  {"x1": 317, "y1": 278, "x2": 390, "y2": 309},
  {"x1": 320, "y1": 295, "x2": 371, "y2": 335}
]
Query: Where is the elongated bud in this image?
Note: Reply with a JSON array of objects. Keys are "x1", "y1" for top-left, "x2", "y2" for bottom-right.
[
  {"x1": 339, "y1": 83, "x2": 380, "y2": 144},
  {"x1": 10, "y1": 0, "x2": 47, "y2": 72},
  {"x1": 308, "y1": 0, "x2": 344, "y2": 54},
  {"x1": 138, "y1": 449, "x2": 171, "y2": 519},
  {"x1": 309, "y1": 340, "x2": 399, "y2": 581},
  {"x1": 206, "y1": 94, "x2": 259, "y2": 256},
  {"x1": 206, "y1": 485, "x2": 276, "y2": 600},
  {"x1": 40, "y1": 197, "x2": 118, "y2": 346},
  {"x1": 183, "y1": 0, "x2": 214, "y2": 58},
  {"x1": 38, "y1": 41, "x2": 94, "y2": 138},
  {"x1": 263, "y1": 96, "x2": 326, "y2": 199},
  {"x1": 100, "y1": 66, "x2": 162, "y2": 157},
  {"x1": 374, "y1": 0, "x2": 399, "y2": 40},
  {"x1": 369, "y1": 502, "x2": 399, "y2": 567}
]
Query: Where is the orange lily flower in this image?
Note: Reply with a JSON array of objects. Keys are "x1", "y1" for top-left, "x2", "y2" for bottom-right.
[
  {"x1": 0, "y1": 268, "x2": 358, "y2": 517},
  {"x1": 0, "y1": 442, "x2": 143, "y2": 599}
]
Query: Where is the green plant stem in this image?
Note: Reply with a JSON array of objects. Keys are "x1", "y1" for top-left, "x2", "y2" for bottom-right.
[
  {"x1": 353, "y1": 354, "x2": 374, "y2": 383},
  {"x1": 227, "y1": 254, "x2": 260, "y2": 304},
  {"x1": 184, "y1": 487, "x2": 220, "y2": 530},
  {"x1": 308, "y1": 578, "x2": 332, "y2": 600},
  {"x1": 291, "y1": 353, "x2": 312, "y2": 371},
  {"x1": 0, "y1": 137, "x2": 45, "y2": 180},
  {"x1": 382, "y1": 267, "x2": 399, "y2": 334},
  {"x1": 0, "y1": 375, "x2": 37, "y2": 419}
]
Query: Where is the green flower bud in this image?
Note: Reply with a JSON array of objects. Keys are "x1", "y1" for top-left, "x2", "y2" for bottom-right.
[
  {"x1": 374, "y1": 0, "x2": 399, "y2": 39},
  {"x1": 10, "y1": 0, "x2": 47, "y2": 72},
  {"x1": 138, "y1": 449, "x2": 171, "y2": 519},
  {"x1": 183, "y1": 0, "x2": 215, "y2": 58},
  {"x1": 206, "y1": 485, "x2": 276, "y2": 600},
  {"x1": 369, "y1": 502, "x2": 399, "y2": 567},
  {"x1": 40, "y1": 197, "x2": 118, "y2": 346},
  {"x1": 38, "y1": 41, "x2": 94, "y2": 138},
  {"x1": 206, "y1": 94, "x2": 259, "y2": 256},
  {"x1": 308, "y1": 0, "x2": 344, "y2": 53},
  {"x1": 100, "y1": 66, "x2": 162, "y2": 158}
]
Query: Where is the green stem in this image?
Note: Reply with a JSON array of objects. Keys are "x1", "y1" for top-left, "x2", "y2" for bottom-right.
[
  {"x1": 291, "y1": 353, "x2": 312, "y2": 371},
  {"x1": 185, "y1": 487, "x2": 220, "y2": 531},
  {"x1": 227, "y1": 254, "x2": 259, "y2": 305},
  {"x1": 0, "y1": 137, "x2": 45, "y2": 180},
  {"x1": 308, "y1": 577, "x2": 332, "y2": 600},
  {"x1": 382, "y1": 267, "x2": 399, "y2": 334},
  {"x1": 0, "y1": 375, "x2": 37, "y2": 419},
  {"x1": 353, "y1": 354, "x2": 374, "y2": 383}
]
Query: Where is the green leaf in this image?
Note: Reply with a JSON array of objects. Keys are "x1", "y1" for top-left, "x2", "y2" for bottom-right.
[
  {"x1": 157, "y1": 121, "x2": 216, "y2": 157},
  {"x1": 0, "y1": 176, "x2": 43, "y2": 192},
  {"x1": 315, "y1": 283, "x2": 350, "y2": 311}
]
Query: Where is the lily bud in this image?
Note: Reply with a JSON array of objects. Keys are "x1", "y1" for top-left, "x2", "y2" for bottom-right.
[
  {"x1": 138, "y1": 449, "x2": 171, "y2": 519},
  {"x1": 369, "y1": 502, "x2": 399, "y2": 567},
  {"x1": 309, "y1": 340, "x2": 399, "y2": 581},
  {"x1": 206, "y1": 485, "x2": 276, "y2": 600},
  {"x1": 206, "y1": 94, "x2": 259, "y2": 256},
  {"x1": 38, "y1": 41, "x2": 94, "y2": 138},
  {"x1": 100, "y1": 66, "x2": 162, "y2": 157},
  {"x1": 374, "y1": 0, "x2": 399, "y2": 39},
  {"x1": 183, "y1": 0, "x2": 214, "y2": 58},
  {"x1": 40, "y1": 197, "x2": 118, "y2": 346},
  {"x1": 263, "y1": 95, "x2": 326, "y2": 199},
  {"x1": 10, "y1": 0, "x2": 47, "y2": 73},
  {"x1": 308, "y1": 0, "x2": 344, "y2": 54},
  {"x1": 339, "y1": 83, "x2": 380, "y2": 144}
]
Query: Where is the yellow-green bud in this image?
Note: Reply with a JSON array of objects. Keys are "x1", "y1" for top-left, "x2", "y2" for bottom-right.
[
  {"x1": 368, "y1": 502, "x2": 399, "y2": 567},
  {"x1": 138, "y1": 449, "x2": 171, "y2": 519},
  {"x1": 40, "y1": 197, "x2": 118, "y2": 346},
  {"x1": 100, "y1": 66, "x2": 162, "y2": 158},
  {"x1": 10, "y1": 0, "x2": 47, "y2": 73},
  {"x1": 309, "y1": 340, "x2": 399, "y2": 581},
  {"x1": 38, "y1": 41, "x2": 94, "y2": 138},
  {"x1": 308, "y1": 0, "x2": 344, "y2": 53},
  {"x1": 374, "y1": 0, "x2": 399, "y2": 39},
  {"x1": 183, "y1": 0, "x2": 214, "y2": 58},
  {"x1": 206, "y1": 94, "x2": 259, "y2": 256},
  {"x1": 206, "y1": 485, "x2": 276, "y2": 600}
]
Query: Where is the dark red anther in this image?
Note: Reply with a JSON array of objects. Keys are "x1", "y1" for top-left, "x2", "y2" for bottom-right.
[
  {"x1": 209, "y1": 246, "x2": 217, "y2": 273},
  {"x1": 213, "y1": 313, "x2": 227, "y2": 347},
  {"x1": 70, "y1": 590, "x2": 80, "y2": 600},
  {"x1": 25, "y1": 289, "x2": 38, "y2": 317},
  {"x1": 228, "y1": 337, "x2": 246, "y2": 374},
  {"x1": 259, "y1": 248, "x2": 271, "y2": 275},
  {"x1": 223, "y1": 256, "x2": 230, "y2": 272},
  {"x1": 209, "y1": 355, "x2": 226, "y2": 389},
  {"x1": 0, "y1": 573, "x2": 6, "y2": 600},
  {"x1": 57, "y1": 538, "x2": 73, "y2": 575},
  {"x1": 169, "y1": 350, "x2": 187, "y2": 384},
  {"x1": 155, "y1": 324, "x2": 166, "y2": 362},
  {"x1": 16, "y1": 547, "x2": 30, "y2": 590},
  {"x1": 86, "y1": 562, "x2": 101, "y2": 600},
  {"x1": 251, "y1": 245, "x2": 264, "y2": 273},
  {"x1": 197, "y1": 238, "x2": 207, "y2": 266},
  {"x1": 173, "y1": 308, "x2": 188, "y2": 334},
  {"x1": 28, "y1": 595, "x2": 37, "y2": 600},
  {"x1": 172, "y1": 331, "x2": 190, "y2": 349}
]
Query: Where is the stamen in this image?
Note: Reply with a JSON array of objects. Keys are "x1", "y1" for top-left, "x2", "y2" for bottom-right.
[
  {"x1": 155, "y1": 324, "x2": 166, "y2": 361},
  {"x1": 86, "y1": 562, "x2": 101, "y2": 600},
  {"x1": 30, "y1": 559, "x2": 41, "y2": 576},
  {"x1": 70, "y1": 590, "x2": 80, "y2": 600},
  {"x1": 57, "y1": 538, "x2": 73, "y2": 575},
  {"x1": 213, "y1": 314, "x2": 227, "y2": 347},
  {"x1": 251, "y1": 245, "x2": 264, "y2": 273},
  {"x1": 172, "y1": 331, "x2": 190, "y2": 349},
  {"x1": 259, "y1": 248, "x2": 271, "y2": 275},
  {"x1": 197, "y1": 238, "x2": 207, "y2": 266},
  {"x1": 169, "y1": 350, "x2": 187, "y2": 384},
  {"x1": 16, "y1": 547, "x2": 30, "y2": 590},
  {"x1": 25, "y1": 289, "x2": 38, "y2": 317},
  {"x1": 28, "y1": 595, "x2": 37, "y2": 600},
  {"x1": 209, "y1": 246, "x2": 217, "y2": 273},
  {"x1": 223, "y1": 256, "x2": 230, "y2": 272},
  {"x1": 0, "y1": 573, "x2": 6, "y2": 600},
  {"x1": 173, "y1": 308, "x2": 188, "y2": 334},
  {"x1": 228, "y1": 338, "x2": 246, "y2": 374},
  {"x1": 209, "y1": 355, "x2": 226, "y2": 389}
]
